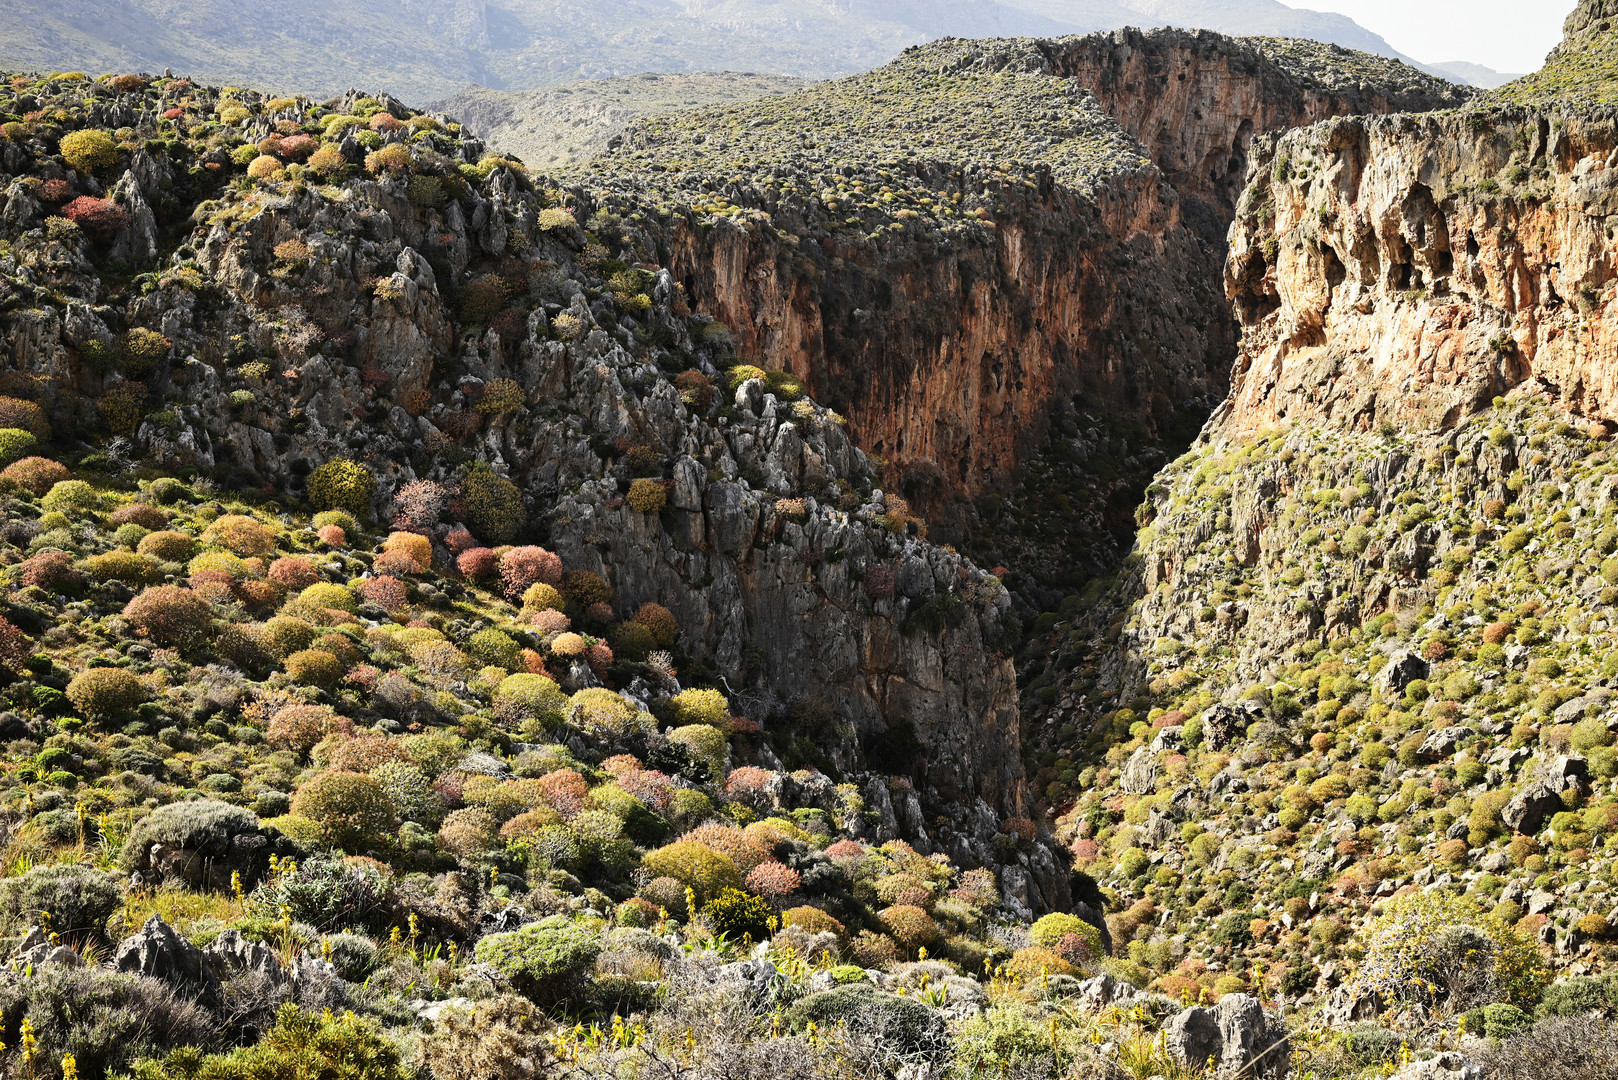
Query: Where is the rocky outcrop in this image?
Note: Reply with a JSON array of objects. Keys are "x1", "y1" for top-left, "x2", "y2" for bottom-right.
[
  {"x1": 113, "y1": 915, "x2": 222, "y2": 1007},
  {"x1": 1221, "y1": 106, "x2": 1618, "y2": 439},
  {"x1": 589, "y1": 31, "x2": 1463, "y2": 520},
  {"x1": 1162, "y1": 993, "x2": 1290, "y2": 1079},
  {"x1": 1041, "y1": 28, "x2": 1469, "y2": 216}
]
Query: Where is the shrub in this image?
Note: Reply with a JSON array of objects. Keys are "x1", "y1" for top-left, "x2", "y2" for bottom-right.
[
  {"x1": 307, "y1": 459, "x2": 377, "y2": 517},
  {"x1": 632, "y1": 602, "x2": 678, "y2": 648},
  {"x1": 641, "y1": 841, "x2": 743, "y2": 904},
  {"x1": 285, "y1": 648, "x2": 343, "y2": 687},
  {"x1": 247, "y1": 153, "x2": 281, "y2": 179},
  {"x1": 65, "y1": 667, "x2": 146, "y2": 718},
  {"x1": 457, "y1": 275, "x2": 505, "y2": 323},
  {"x1": 1006, "y1": 946, "x2": 1079, "y2": 979},
  {"x1": 248, "y1": 857, "x2": 391, "y2": 931},
  {"x1": 382, "y1": 530, "x2": 433, "y2": 571},
  {"x1": 60, "y1": 128, "x2": 119, "y2": 172},
  {"x1": 522, "y1": 582, "x2": 565, "y2": 612},
  {"x1": 365, "y1": 144, "x2": 413, "y2": 174},
  {"x1": 790, "y1": 984, "x2": 947, "y2": 1060},
  {"x1": 1029, "y1": 912, "x2": 1103, "y2": 961},
  {"x1": 476, "y1": 378, "x2": 524, "y2": 414},
  {"x1": 0, "y1": 861, "x2": 121, "y2": 936},
  {"x1": 119, "y1": 799, "x2": 261, "y2": 876},
  {"x1": 83, "y1": 550, "x2": 160, "y2": 584},
  {"x1": 297, "y1": 582, "x2": 358, "y2": 613},
  {"x1": 267, "y1": 555, "x2": 319, "y2": 590},
  {"x1": 670, "y1": 687, "x2": 729, "y2": 729},
  {"x1": 268, "y1": 703, "x2": 347, "y2": 754},
  {"x1": 137, "y1": 530, "x2": 195, "y2": 560},
  {"x1": 500, "y1": 545, "x2": 562, "y2": 598},
  {"x1": 291, "y1": 771, "x2": 397, "y2": 851},
  {"x1": 120, "y1": 327, "x2": 171, "y2": 377},
  {"x1": 572, "y1": 688, "x2": 639, "y2": 735},
  {"x1": 437, "y1": 806, "x2": 500, "y2": 857},
  {"x1": 1353, "y1": 891, "x2": 1549, "y2": 1012},
  {"x1": 0, "y1": 397, "x2": 48, "y2": 439},
  {"x1": 491, "y1": 673, "x2": 568, "y2": 733},
  {"x1": 460, "y1": 463, "x2": 524, "y2": 542},
  {"x1": 669, "y1": 724, "x2": 727, "y2": 780},
  {"x1": 702, "y1": 886, "x2": 773, "y2": 941},
  {"x1": 474, "y1": 917, "x2": 602, "y2": 1004},
  {"x1": 783, "y1": 906, "x2": 847, "y2": 939},
  {"x1": 457, "y1": 546, "x2": 498, "y2": 580},
  {"x1": 419, "y1": 996, "x2": 552, "y2": 1080},
  {"x1": 42, "y1": 479, "x2": 100, "y2": 513},
  {"x1": 371, "y1": 760, "x2": 443, "y2": 826},
  {"x1": 202, "y1": 513, "x2": 277, "y2": 556},
  {"x1": 0, "y1": 427, "x2": 37, "y2": 466},
  {"x1": 879, "y1": 904, "x2": 940, "y2": 953},
  {"x1": 3, "y1": 456, "x2": 69, "y2": 494},
  {"x1": 745, "y1": 860, "x2": 802, "y2": 901},
  {"x1": 468, "y1": 628, "x2": 522, "y2": 670},
  {"x1": 561, "y1": 569, "x2": 610, "y2": 605},
  {"x1": 124, "y1": 585, "x2": 213, "y2": 646},
  {"x1": 17, "y1": 550, "x2": 79, "y2": 590},
  {"x1": 627, "y1": 478, "x2": 667, "y2": 513},
  {"x1": 356, "y1": 574, "x2": 408, "y2": 610}
]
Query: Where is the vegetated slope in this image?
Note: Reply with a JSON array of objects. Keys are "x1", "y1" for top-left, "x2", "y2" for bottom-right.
[
  {"x1": 435, "y1": 73, "x2": 810, "y2": 173},
  {"x1": 0, "y1": 69, "x2": 1076, "y2": 927},
  {"x1": 0, "y1": 0, "x2": 1427, "y2": 103},
  {"x1": 574, "y1": 30, "x2": 1463, "y2": 613},
  {"x1": 1013, "y1": 0, "x2": 1618, "y2": 1044}
]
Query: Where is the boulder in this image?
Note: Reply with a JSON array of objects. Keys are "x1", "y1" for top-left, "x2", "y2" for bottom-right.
[
  {"x1": 204, "y1": 928, "x2": 286, "y2": 986},
  {"x1": 1502, "y1": 781, "x2": 1563, "y2": 835},
  {"x1": 1379, "y1": 651, "x2": 1429, "y2": 694},
  {"x1": 1120, "y1": 745, "x2": 1157, "y2": 795},
  {"x1": 1419, "y1": 726, "x2": 1474, "y2": 761},
  {"x1": 11, "y1": 926, "x2": 83, "y2": 969},
  {"x1": 113, "y1": 915, "x2": 222, "y2": 1007},
  {"x1": 1387, "y1": 1051, "x2": 1483, "y2": 1080},
  {"x1": 1074, "y1": 973, "x2": 1142, "y2": 1010},
  {"x1": 1163, "y1": 993, "x2": 1289, "y2": 1078}
]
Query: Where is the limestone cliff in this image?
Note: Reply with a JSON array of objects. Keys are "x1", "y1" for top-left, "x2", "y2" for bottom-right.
[{"x1": 582, "y1": 31, "x2": 1463, "y2": 523}]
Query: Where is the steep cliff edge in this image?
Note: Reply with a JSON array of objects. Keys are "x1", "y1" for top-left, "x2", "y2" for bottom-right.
[{"x1": 579, "y1": 33, "x2": 1464, "y2": 531}]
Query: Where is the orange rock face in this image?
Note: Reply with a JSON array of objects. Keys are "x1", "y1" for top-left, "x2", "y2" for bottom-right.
[{"x1": 1222, "y1": 112, "x2": 1618, "y2": 439}]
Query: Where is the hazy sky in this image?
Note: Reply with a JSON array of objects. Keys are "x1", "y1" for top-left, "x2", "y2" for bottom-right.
[{"x1": 1304, "y1": 0, "x2": 1576, "y2": 73}]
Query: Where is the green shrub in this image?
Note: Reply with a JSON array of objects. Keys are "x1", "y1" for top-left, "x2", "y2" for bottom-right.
[
  {"x1": 1353, "y1": 891, "x2": 1549, "y2": 1011},
  {"x1": 0, "y1": 861, "x2": 121, "y2": 935},
  {"x1": 83, "y1": 550, "x2": 160, "y2": 584},
  {"x1": 41, "y1": 479, "x2": 101, "y2": 513},
  {"x1": 120, "y1": 327, "x2": 170, "y2": 377},
  {"x1": 473, "y1": 916, "x2": 601, "y2": 1004},
  {"x1": 66, "y1": 666, "x2": 146, "y2": 717},
  {"x1": 284, "y1": 648, "x2": 343, "y2": 687},
  {"x1": 290, "y1": 771, "x2": 397, "y2": 851},
  {"x1": 790, "y1": 984, "x2": 946, "y2": 1060},
  {"x1": 492, "y1": 673, "x2": 568, "y2": 733},
  {"x1": 371, "y1": 760, "x2": 444, "y2": 826},
  {"x1": 1029, "y1": 912, "x2": 1103, "y2": 959},
  {"x1": 627, "y1": 478, "x2": 667, "y2": 513},
  {"x1": 247, "y1": 856, "x2": 390, "y2": 931},
  {"x1": 0, "y1": 427, "x2": 38, "y2": 467},
  {"x1": 297, "y1": 582, "x2": 357, "y2": 613},
  {"x1": 669, "y1": 687, "x2": 729, "y2": 729},
  {"x1": 460, "y1": 463, "x2": 524, "y2": 542},
  {"x1": 137, "y1": 530, "x2": 195, "y2": 561},
  {"x1": 467, "y1": 628, "x2": 522, "y2": 670},
  {"x1": 129, "y1": 1002, "x2": 413, "y2": 1080},
  {"x1": 306, "y1": 459, "x2": 377, "y2": 517},
  {"x1": 571, "y1": 688, "x2": 639, "y2": 736},
  {"x1": 702, "y1": 887, "x2": 773, "y2": 942},
  {"x1": 262, "y1": 617, "x2": 317, "y2": 659},
  {"x1": 668, "y1": 724, "x2": 727, "y2": 780},
  {"x1": 641, "y1": 840, "x2": 742, "y2": 904},
  {"x1": 1537, "y1": 974, "x2": 1618, "y2": 1017},
  {"x1": 60, "y1": 128, "x2": 118, "y2": 172}
]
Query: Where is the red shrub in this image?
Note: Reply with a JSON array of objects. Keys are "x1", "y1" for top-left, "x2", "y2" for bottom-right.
[
  {"x1": 317, "y1": 524, "x2": 346, "y2": 547},
  {"x1": 390, "y1": 480, "x2": 446, "y2": 533},
  {"x1": 268, "y1": 555, "x2": 320, "y2": 590},
  {"x1": 61, "y1": 196, "x2": 129, "y2": 241},
  {"x1": 825, "y1": 839, "x2": 865, "y2": 860},
  {"x1": 0, "y1": 616, "x2": 32, "y2": 663},
  {"x1": 40, "y1": 179, "x2": 71, "y2": 203},
  {"x1": 444, "y1": 527, "x2": 478, "y2": 555},
  {"x1": 373, "y1": 549, "x2": 424, "y2": 577},
  {"x1": 278, "y1": 133, "x2": 317, "y2": 161},
  {"x1": 601, "y1": 754, "x2": 642, "y2": 777},
  {"x1": 726, "y1": 767, "x2": 773, "y2": 796},
  {"x1": 110, "y1": 503, "x2": 168, "y2": 529},
  {"x1": 745, "y1": 861, "x2": 801, "y2": 901},
  {"x1": 500, "y1": 546, "x2": 563, "y2": 598},
  {"x1": 457, "y1": 546, "x2": 497, "y2": 580},
  {"x1": 268, "y1": 703, "x2": 350, "y2": 754},
  {"x1": 617, "y1": 768, "x2": 673, "y2": 811},
  {"x1": 535, "y1": 769, "x2": 589, "y2": 817},
  {"x1": 17, "y1": 550, "x2": 79, "y2": 590},
  {"x1": 864, "y1": 564, "x2": 896, "y2": 599},
  {"x1": 3, "y1": 457, "x2": 69, "y2": 496},
  {"x1": 357, "y1": 575, "x2": 408, "y2": 610},
  {"x1": 124, "y1": 585, "x2": 213, "y2": 646}
]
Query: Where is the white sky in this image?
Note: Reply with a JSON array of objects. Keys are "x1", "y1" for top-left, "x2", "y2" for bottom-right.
[{"x1": 1303, "y1": 0, "x2": 1577, "y2": 74}]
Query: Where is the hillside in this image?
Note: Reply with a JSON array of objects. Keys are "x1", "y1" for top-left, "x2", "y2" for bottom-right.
[
  {"x1": 0, "y1": 0, "x2": 1429, "y2": 102},
  {"x1": 435, "y1": 73, "x2": 810, "y2": 173}
]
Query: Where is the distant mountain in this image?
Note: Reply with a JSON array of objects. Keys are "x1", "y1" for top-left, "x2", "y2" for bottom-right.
[
  {"x1": 0, "y1": 0, "x2": 1451, "y2": 102},
  {"x1": 1426, "y1": 60, "x2": 1525, "y2": 89}
]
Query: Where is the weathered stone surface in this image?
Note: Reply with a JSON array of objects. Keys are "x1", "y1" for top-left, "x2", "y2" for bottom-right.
[
  {"x1": 1387, "y1": 1051, "x2": 1484, "y2": 1080},
  {"x1": 113, "y1": 915, "x2": 222, "y2": 1006},
  {"x1": 1163, "y1": 994, "x2": 1289, "y2": 1078},
  {"x1": 1502, "y1": 781, "x2": 1563, "y2": 835}
]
